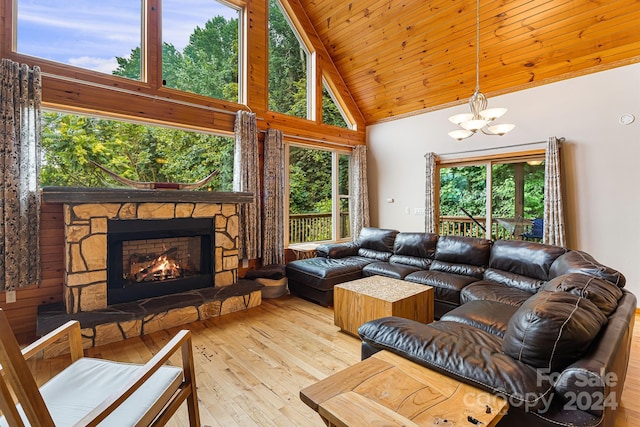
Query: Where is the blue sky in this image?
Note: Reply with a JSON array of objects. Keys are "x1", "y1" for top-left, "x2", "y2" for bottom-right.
[{"x1": 16, "y1": 0, "x2": 238, "y2": 75}]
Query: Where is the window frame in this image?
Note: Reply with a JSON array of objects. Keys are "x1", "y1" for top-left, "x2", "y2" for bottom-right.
[
  {"x1": 2, "y1": 0, "x2": 249, "y2": 133},
  {"x1": 285, "y1": 142, "x2": 352, "y2": 246},
  {"x1": 436, "y1": 149, "x2": 545, "y2": 238}
]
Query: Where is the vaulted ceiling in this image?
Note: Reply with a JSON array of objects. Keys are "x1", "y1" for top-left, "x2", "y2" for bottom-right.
[{"x1": 298, "y1": 0, "x2": 640, "y2": 125}]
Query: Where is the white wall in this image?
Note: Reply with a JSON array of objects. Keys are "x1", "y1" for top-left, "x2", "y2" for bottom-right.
[{"x1": 367, "y1": 62, "x2": 640, "y2": 301}]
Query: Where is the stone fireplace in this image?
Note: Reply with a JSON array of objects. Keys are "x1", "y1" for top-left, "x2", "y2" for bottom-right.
[
  {"x1": 62, "y1": 199, "x2": 240, "y2": 314},
  {"x1": 40, "y1": 187, "x2": 262, "y2": 349},
  {"x1": 107, "y1": 217, "x2": 214, "y2": 305}
]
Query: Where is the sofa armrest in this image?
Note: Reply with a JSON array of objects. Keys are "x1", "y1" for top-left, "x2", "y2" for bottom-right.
[
  {"x1": 316, "y1": 242, "x2": 359, "y2": 258},
  {"x1": 552, "y1": 290, "x2": 636, "y2": 419}
]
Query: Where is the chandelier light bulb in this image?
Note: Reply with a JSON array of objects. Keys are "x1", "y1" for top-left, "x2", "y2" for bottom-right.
[
  {"x1": 487, "y1": 123, "x2": 515, "y2": 136},
  {"x1": 480, "y1": 108, "x2": 507, "y2": 121},
  {"x1": 448, "y1": 129, "x2": 474, "y2": 141},
  {"x1": 449, "y1": 113, "x2": 474, "y2": 125},
  {"x1": 460, "y1": 119, "x2": 489, "y2": 131}
]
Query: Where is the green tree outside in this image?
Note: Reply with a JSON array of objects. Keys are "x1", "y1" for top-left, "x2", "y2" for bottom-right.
[{"x1": 439, "y1": 163, "x2": 545, "y2": 222}]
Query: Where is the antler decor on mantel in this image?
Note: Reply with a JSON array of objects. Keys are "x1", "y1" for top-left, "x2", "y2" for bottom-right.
[{"x1": 90, "y1": 160, "x2": 219, "y2": 190}]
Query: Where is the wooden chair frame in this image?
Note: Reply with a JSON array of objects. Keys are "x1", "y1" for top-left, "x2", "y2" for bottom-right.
[{"x1": 0, "y1": 309, "x2": 200, "y2": 426}]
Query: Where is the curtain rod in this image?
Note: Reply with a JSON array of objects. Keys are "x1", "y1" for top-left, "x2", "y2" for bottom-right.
[{"x1": 436, "y1": 137, "x2": 564, "y2": 157}]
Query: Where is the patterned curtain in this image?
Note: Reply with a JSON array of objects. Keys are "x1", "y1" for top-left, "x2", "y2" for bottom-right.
[
  {"x1": 543, "y1": 136, "x2": 566, "y2": 247},
  {"x1": 233, "y1": 110, "x2": 261, "y2": 260},
  {"x1": 0, "y1": 59, "x2": 42, "y2": 290},
  {"x1": 350, "y1": 145, "x2": 370, "y2": 241},
  {"x1": 424, "y1": 152, "x2": 437, "y2": 233},
  {"x1": 262, "y1": 129, "x2": 285, "y2": 265}
]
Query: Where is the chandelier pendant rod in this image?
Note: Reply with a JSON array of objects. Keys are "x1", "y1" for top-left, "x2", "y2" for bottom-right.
[{"x1": 475, "y1": 0, "x2": 480, "y2": 93}]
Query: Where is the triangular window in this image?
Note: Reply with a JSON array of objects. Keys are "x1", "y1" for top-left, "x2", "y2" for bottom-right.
[{"x1": 322, "y1": 79, "x2": 351, "y2": 129}]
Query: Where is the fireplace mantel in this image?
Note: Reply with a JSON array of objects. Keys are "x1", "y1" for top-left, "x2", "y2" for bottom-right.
[{"x1": 42, "y1": 186, "x2": 254, "y2": 204}]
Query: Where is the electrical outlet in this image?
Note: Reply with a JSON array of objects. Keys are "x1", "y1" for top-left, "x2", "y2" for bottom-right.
[
  {"x1": 414, "y1": 207, "x2": 426, "y2": 215},
  {"x1": 5, "y1": 290, "x2": 16, "y2": 304}
]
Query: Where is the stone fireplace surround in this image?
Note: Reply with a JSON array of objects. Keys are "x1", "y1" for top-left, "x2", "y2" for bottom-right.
[{"x1": 40, "y1": 187, "x2": 263, "y2": 350}]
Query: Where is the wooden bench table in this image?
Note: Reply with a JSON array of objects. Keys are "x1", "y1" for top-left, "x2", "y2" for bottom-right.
[{"x1": 300, "y1": 350, "x2": 508, "y2": 427}]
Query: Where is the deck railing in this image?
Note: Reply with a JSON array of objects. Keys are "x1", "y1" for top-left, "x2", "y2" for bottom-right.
[
  {"x1": 439, "y1": 216, "x2": 533, "y2": 240},
  {"x1": 289, "y1": 213, "x2": 532, "y2": 243},
  {"x1": 289, "y1": 212, "x2": 350, "y2": 244}
]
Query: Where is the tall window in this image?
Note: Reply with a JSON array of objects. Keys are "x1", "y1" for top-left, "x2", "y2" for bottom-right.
[
  {"x1": 16, "y1": 0, "x2": 142, "y2": 78},
  {"x1": 41, "y1": 112, "x2": 234, "y2": 191},
  {"x1": 162, "y1": 0, "x2": 241, "y2": 102},
  {"x1": 438, "y1": 156, "x2": 545, "y2": 240},
  {"x1": 288, "y1": 145, "x2": 350, "y2": 244},
  {"x1": 268, "y1": 0, "x2": 312, "y2": 119}
]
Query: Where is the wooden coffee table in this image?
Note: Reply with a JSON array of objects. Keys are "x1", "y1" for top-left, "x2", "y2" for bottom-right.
[
  {"x1": 301, "y1": 350, "x2": 508, "y2": 427},
  {"x1": 334, "y1": 276, "x2": 434, "y2": 336}
]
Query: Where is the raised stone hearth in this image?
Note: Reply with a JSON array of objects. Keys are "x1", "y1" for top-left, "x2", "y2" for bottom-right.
[{"x1": 37, "y1": 280, "x2": 263, "y2": 355}]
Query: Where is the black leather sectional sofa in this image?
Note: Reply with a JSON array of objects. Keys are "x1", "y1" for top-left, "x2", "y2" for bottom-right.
[{"x1": 286, "y1": 227, "x2": 635, "y2": 426}]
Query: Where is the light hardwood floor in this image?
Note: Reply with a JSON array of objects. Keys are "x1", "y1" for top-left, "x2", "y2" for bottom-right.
[{"x1": 28, "y1": 296, "x2": 640, "y2": 426}]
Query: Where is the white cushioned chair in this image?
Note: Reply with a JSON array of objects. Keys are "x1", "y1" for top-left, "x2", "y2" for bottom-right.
[{"x1": 0, "y1": 309, "x2": 200, "y2": 426}]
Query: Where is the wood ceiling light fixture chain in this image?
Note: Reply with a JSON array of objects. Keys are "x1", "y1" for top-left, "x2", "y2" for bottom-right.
[{"x1": 447, "y1": 0, "x2": 515, "y2": 141}]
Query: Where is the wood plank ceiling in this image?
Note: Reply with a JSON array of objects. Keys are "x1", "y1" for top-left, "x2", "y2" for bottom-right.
[{"x1": 298, "y1": 0, "x2": 640, "y2": 125}]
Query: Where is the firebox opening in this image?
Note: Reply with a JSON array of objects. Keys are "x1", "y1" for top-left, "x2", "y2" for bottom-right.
[{"x1": 107, "y1": 218, "x2": 214, "y2": 305}]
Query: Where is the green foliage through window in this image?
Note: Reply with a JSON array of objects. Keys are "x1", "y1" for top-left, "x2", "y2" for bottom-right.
[
  {"x1": 439, "y1": 163, "x2": 544, "y2": 219},
  {"x1": 41, "y1": 113, "x2": 234, "y2": 191},
  {"x1": 268, "y1": 0, "x2": 308, "y2": 118},
  {"x1": 322, "y1": 84, "x2": 349, "y2": 129},
  {"x1": 160, "y1": 2, "x2": 240, "y2": 102},
  {"x1": 288, "y1": 146, "x2": 351, "y2": 243}
]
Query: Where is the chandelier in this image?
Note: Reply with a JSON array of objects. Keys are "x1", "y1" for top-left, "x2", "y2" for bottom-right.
[{"x1": 448, "y1": 0, "x2": 515, "y2": 140}]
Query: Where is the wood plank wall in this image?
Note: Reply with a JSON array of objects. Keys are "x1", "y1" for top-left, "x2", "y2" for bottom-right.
[{"x1": 0, "y1": 203, "x2": 65, "y2": 343}]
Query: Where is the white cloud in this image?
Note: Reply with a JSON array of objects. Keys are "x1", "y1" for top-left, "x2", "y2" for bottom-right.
[
  {"x1": 17, "y1": 0, "x2": 238, "y2": 66},
  {"x1": 67, "y1": 56, "x2": 119, "y2": 75}
]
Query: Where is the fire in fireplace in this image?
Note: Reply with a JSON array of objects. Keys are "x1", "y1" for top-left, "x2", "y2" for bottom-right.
[{"x1": 107, "y1": 218, "x2": 214, "y2": 305}]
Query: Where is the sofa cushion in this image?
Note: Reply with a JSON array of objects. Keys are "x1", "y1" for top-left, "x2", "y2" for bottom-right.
[
  {"x1": 549, "y1": 250, "x2": 626, "y2": 287},
  {"x1": 393, "y1": 232, "x2": 438, "y2": 259},
  {"x1": 357, "y1": 248, "x2": 394, "y2": 261},
  {"x1": 362, "y1": 262, "x2": 422, "y2": 279},
  {"x1": 434, "y1": 235, "x2": 492, "y2": 266},
  {"x1": 316, "y1": 242, "x2": 359, "y2": 258},
  {"x1": 483, "y1": 268, "x2": 544, "y2": 293},
  {"x1": 502, "y1": 291, "x2": 607, "y2": 372},
  {"x1": 388, "y1": 254, "x2": 430, "y2": 270},
  {"x1": 489, "y1": 240, "x2": 567, "y2": 281},
  {"x1": 429, "y1": 260, "x2": 484, "y2": 278},
  {"x1": 543, "y1": 273, "x2": 623, "y2": 316},
  {"x1": 440, "y1": 300, "x2": 519, "y2": 338},
  {"x1": 357, "y1": 227, "x2": 399, "y2": 253},
  {"x1": 460, "y1": 281, "x2": 533, "y2": 307},
  {"x1": 405, "y1": 270, "x2": 477, "y2": 305},
  {"x1": 285, "y1": 258, "x2": 364, "y2": 291}
]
